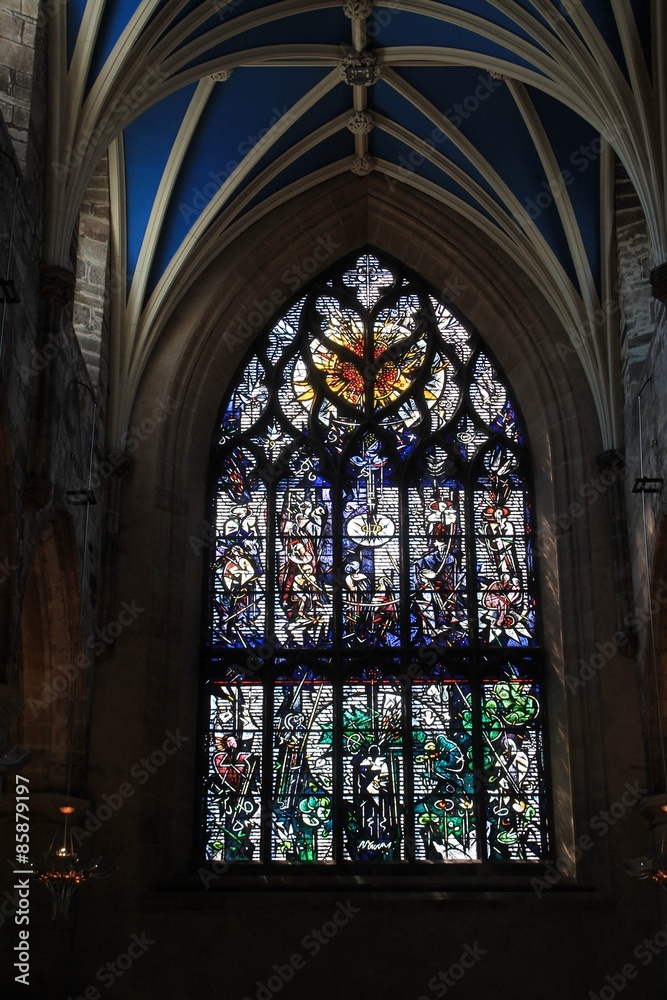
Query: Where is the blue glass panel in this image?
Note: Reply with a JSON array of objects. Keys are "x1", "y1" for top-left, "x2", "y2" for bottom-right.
[
  {"x1": 343, "y1": 677, "x2": 404, "y2": 861},
  {"x1": 205, "y1": 679, "x2": 263, "y2": 862},
  {"x1": 212, "y1": 449, "x2": 266, "y2": 647},
  {"x1": 482, "y1": 662, "x2": 547, "y2": 860},
  {"x1": 413, "y1": 675, "x2": 478, "y2": 861},
  {"x1": 272, "y1": 674, "x2": 334, "y2": 862}
]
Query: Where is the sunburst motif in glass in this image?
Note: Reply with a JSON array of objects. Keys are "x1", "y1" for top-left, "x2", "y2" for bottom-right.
[{"x1": 202, "y1": 251, "x2": 549, "y2": 870}]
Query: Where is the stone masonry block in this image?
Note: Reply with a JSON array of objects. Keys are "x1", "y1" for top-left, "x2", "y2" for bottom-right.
[
  {"x1": 0, "y1": 35, "x2": 34, "y2": 74},
  {"x1": 0, "y1": 11, "x2": 22, "y2": 44}
]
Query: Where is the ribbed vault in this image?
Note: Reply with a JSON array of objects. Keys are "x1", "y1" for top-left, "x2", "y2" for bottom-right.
[{"x1": 45, "y1": 1, "x2": 667, "y2": 449}]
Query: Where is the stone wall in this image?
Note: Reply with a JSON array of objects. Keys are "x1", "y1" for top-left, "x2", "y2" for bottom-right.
[
  {"x1": 0, "y1": 0, "x2": 39, "y2": 171},
  {"x1": 0, "y1": 19, "x2": 119, "y2": 993},
  {"x1": 615, "y1": 162, "x2": 654, "y2": 400},
  {"x1": 0, "y1": 29, "x2": 666, "y2": 1000},
  {"x1": 73, "y1": 155, "x2": 111, "y2": 398},
  {"x1": 57, "y1": 176, "x2": 658, "y2": 1000},
  {"x1": 615, "y1": 162, "x2": 667, "y2": 791},
  {"x1": 0, "y1": 6, "x2": 107, "y2": 780}
]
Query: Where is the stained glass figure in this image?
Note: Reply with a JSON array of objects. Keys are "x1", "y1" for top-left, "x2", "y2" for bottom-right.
[
  {"x1": 475, "y1": 446, "x2": 536, "y2": 644},
  {"x1": 275, "y1": 450, "x2": 333, "y2": 647},
  {"x1": 412, "y1": 674, "x2": 477, "y2": 860},
  {"x1": 211, "y1": 450, "x2": 266, "y2": 647},
  {"x1": 203, "y1": 249, "x2": 549, "y2": 870},
  {"x1": 342, "y1": 437, "x2": 400, "y2": 648},
  {"x1": 482, "y1": 663, "x2": 547, "y2": 860},
  {"x1": 409, "y1": 447, "x2": 467, "y2": 646},
  {"x1": 272, "y1": 674, "x2": 334, "y2": 862},
  {"x1": 343, "y1": 678, "x2": 403, "y2": 861},
  {"x1": 205, "y1": 680, "x2": 263, "y2": 862}
]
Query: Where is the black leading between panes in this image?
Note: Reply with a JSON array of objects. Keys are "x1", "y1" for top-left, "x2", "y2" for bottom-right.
[{"x1": 200, "y1": 249, "x2": 549, "y2": 869}]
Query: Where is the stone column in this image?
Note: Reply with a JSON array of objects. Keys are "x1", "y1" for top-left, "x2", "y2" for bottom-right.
[
  {"x1": 24, "y1": 265, "x2": 75, "y2": 511},
  {"x1": 650, "y1": 264, "x2": 667, "y2": 307},
  {"x1": 597, "y1": 448, "x2": 636, "y2": 645}
]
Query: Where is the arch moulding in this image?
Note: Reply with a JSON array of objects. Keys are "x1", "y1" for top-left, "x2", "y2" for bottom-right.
[{"x1": 104, "y1": 173, "x2": 638, "y2": 887}]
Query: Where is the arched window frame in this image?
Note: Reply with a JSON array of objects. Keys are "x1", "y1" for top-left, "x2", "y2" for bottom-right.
[{"x1": 199, "y1": 248, "x2": 552, "y2": 875}]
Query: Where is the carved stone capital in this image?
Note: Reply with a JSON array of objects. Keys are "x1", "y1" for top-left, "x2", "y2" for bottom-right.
[
  {"x1": 210, "y1": 69, "x2": 233, "y2": 82},
  {"x1": 351, "y1": 155, "x2": 374, "y2": 176},
  {"x1": 346, "y1": 111, "x2": 374, "y2": 135},
  {"x1": 338, "y1": 49, "x2": 381, "y2": 87},
  {"x1": 640, "y1": 793, "x2": 667, "y2": 830},
  {"x1": 343, "y1": 0, "x2": 374, "y2": 18},
  {"x1": 650, "y1": 262, "x2": 667, "y2": 303},
  {"x1": 596, "y1": 449, "x2": 625, "y2": 476},
  {"x1": 39, "y1": 265, "x2": 75, "y2": 305}
]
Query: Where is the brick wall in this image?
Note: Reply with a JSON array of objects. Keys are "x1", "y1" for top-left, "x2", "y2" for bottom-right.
[
  {"x1": 0, "y1": 0, "x2": 39, "y2": 171},
  {"x1": 615, "y1": 162, "x2": 655, "y2": 398},
  {"x1": 73, "y1": 155, "x2": 111, "y2": 399},
  {"x1": 0, "y1": 7, "x2": 107, "y2": 774}
]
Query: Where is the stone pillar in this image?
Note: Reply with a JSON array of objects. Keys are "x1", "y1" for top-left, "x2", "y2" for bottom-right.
[
  {"x1": 597, "y1": 448, "x2": 636, "y2": 646},
  {"x1": 96, "y1": 450, "x2": 133, "y2": 657},
  {"x1": 73, "y1": 155, "x2": 111, "y2": 393},
  {"x1": 24, "y1": 265, "x2": 75, "y2": 511},
  {"x1": 650, "y1": 263, "x2": 667, "y2": 306}
]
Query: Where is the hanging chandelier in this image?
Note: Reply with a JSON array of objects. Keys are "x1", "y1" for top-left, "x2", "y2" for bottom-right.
[
  {"x1": 29, "y1": 805, "x2": 113, "y2": 920},
  {"x1": 28, "y1": 382, "x2": 114, "y2": 918},
  {"x1": 621, "y1": 854, "x2": 667, "y2": 888}
]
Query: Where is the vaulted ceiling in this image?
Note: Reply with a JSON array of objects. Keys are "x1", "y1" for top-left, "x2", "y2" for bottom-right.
[{"x1": 47, "y1": 1, "x2": 666, "y2": 446}]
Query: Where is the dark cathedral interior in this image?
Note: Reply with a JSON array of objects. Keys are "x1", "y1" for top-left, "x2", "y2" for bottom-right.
[{"x1": 1, "y1": 1, "x2": 667, "y2": 997}]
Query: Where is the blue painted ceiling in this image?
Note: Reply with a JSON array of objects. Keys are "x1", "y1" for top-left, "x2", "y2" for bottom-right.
[{"x1": 65, "y1": 1, "x2": 654, "y2": 316}]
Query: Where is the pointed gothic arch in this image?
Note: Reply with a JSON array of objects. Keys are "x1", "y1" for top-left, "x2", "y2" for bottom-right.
[
  {"x1": 200, "y1": 248, "x2": 550, "y2": 870},
  {"x1": 18, "y1": 512, "x2": 83, "y2": 791}
]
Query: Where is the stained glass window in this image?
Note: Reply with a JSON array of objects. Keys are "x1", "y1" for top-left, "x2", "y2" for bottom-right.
[{"x1": 202, "y1": 250, "x2": 550, "y2": 870}]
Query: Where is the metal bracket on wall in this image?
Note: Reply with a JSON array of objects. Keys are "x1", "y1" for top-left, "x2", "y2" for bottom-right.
[
  {"x1": 632, "y1": 477, "x2": 664, "y2": 494},
  {"x1": 0, "y1": 278, "x2": 20, "y2": 304},
  {"x1": 65, "y1": 489, "x2": 97, "y2": 505}
]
